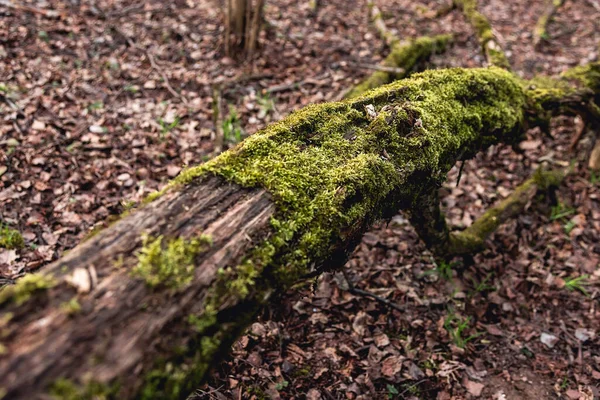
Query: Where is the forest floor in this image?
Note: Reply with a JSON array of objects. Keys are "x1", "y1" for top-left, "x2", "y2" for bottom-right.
[{"x1": 1, "y1": 0, "x2": 600, "y2": 398}]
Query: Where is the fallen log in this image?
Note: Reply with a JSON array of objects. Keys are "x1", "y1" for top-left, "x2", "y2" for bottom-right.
[{"x1": 0, "y1": 64, "x2": 598, "y2": 399}]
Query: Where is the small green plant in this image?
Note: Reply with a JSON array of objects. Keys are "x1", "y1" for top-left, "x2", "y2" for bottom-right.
[
  {"x1": 471, "y1": 273, "x2": 495, "y2": 294},
  {"x1": 564, "y1": 274, "x2": 589, "y2": 296},
  {"x1": 444, "y1": 313, "x2": 481, "y2": 348},
  {"x1": 38, "y1": 30, "x2": 49, "y2": 42},
  {"x1": 386, "y1": 384, "x2": 399, "y2": 399},
  {"x1": 590, "y1": 171, "x2": 599, "y2": 185},
  {"x1": 550, "y1": 202, "x2": 576, "y2": 221},
  {"x1": 222, "y1": 106, "x2": 245, "y2": 145},
  {"x1": 436, "y1": 260, "x2": 453, "y2": 280},
  {"x1": 0, "y1": 84, "x2": 8, "y2": 93},
  {"x1": 158, "y1": 116, "x2": 180, "y2": 139},
  {"x1": 88, "y1": 101, "x2": 104, "y2": 111},
  {"x1": 124, "y1": 85, "x2": 139, "y2": 93},
  {"x1": 563, "y1": 219, "x2": 576, "y2": 235},
  {"x1": 257, "y1": 92, "x2": 275, "y2": 119},
  {"x1": 274, "y1": 380, "x2": 289, "y2": 391},
  {"x1": 559, "y1": 376, "x2": 569, "y2": 390},
  {"x1": 0, "y1": 223, "x2": 24, "y2": 249}
]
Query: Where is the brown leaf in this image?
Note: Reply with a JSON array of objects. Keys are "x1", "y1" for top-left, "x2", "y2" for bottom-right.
[
  {"x1": 381, "y1": 355, "x2": 404, "y2": 377},
  {"x1": 464, "y1": 379, "x2": 484, "y2": 397},
  {"x1": 352, "y1": 310, "x2": 370, "y2": 336}
]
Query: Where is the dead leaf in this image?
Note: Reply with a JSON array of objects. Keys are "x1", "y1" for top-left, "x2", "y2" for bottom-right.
[
  {"x1": 464, "y1": 379, "x2": 485, "y2": 397},
  {"x1": 381, "y1": 355, "x2": 404, "y2": 377},
  {"x1": 352, "y1": 310, "x2": 370, "y2": 336}
]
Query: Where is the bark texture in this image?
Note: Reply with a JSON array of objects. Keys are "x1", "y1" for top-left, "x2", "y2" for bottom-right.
[{"x1": 0, "y1": 64, "x2": 598, "y2": 399}]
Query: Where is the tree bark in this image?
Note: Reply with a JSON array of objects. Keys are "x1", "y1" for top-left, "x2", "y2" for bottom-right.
[{"x1": 0, "y1": 64, "x2": 598, "y2": 399}]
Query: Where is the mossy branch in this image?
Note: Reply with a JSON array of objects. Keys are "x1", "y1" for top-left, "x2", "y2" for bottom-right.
[
  {"x1": 410, "y1": 166, "x2": 567, "y2": 258},
  {"x1": 367, "y1": 0, "x2": 398, "y2": 47},
  {"x1": 533, "y1": 0, "x2": 564, "y2": 49},
  {"x1": 454, "y1": 0, "x2": 511, "y2": 69},
  {"x1": 345, "y1": 35, "x2": 453, "y2": 99}
]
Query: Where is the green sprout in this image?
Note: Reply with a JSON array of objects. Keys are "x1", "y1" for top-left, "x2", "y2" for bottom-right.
[{"x1": 564, "y1": 275, "x2": 589, "y2": 296}]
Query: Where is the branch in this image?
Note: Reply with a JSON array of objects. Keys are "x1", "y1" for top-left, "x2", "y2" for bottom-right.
[
  {"x1": 533, "y1": 0, "x2": 564, "y2": 49},
  {"x1": 345, "y1": 34, "x2": 452, "y2": 99},
  {"x1": 454, "y1": 0, "x2": 511, "y2": 69},
  {"x1": 367, "y1": 0, "x2": 398, "y2": 47},
  {"x1": 408, "y1": 165, "x2": 568, "y2": 258}
]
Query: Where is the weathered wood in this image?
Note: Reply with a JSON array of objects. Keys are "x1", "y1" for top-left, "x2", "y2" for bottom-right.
[
  {"x1": 0, "y1": 176, "x2": 275, "y2": 399},
  {"x1": 0, "y1": 63, "x2": 598, "y2": 399}
]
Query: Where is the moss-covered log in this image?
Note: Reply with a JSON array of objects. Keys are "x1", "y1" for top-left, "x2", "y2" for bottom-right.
[{"x1": 0, "y1": 64, "x2": 598, "y2": 399}]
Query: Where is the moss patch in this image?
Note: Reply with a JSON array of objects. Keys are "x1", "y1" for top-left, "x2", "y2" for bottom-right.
[
  {"x1": 0, "y1": 224, "x2": 24, "y2": 250},
  {"x1": 60, "y1": 298, "x2": 82, "y2": 316},
  {"x1": 132, "y1": 234, "x2": 212, "y2": 289},
  {"x1": 0, "y1": 273, "x2": 56, "y2": 306},
  {"x1": 345, "y1": 34, "x2": 452, "y2": 99},
  {"x1": 49, "y1": 378, "x2": 117, "y2": 400}
]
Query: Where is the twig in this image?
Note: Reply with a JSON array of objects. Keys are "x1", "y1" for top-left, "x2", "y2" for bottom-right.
[
  {"x1": 367, "y1": 0, "x2": 399, "y2": 47},
  {"x1": 586, "y1": 0, "x2": 600, "y2": 11},
  {"x1": 342, "y1": 269, "x2": 406, "y2": 312},
  {"x1": 112, "y1": 26, "x2": 187, "y2": 104},
  {"x1": 145, "y1": 51, "x2": 187, "y2": 103},
  {"x1": 107, "y1": 2, "x2": 146, "y2": 18},
  {"x1": 456, "y1": 160, "x2": 466, "y2": 186},
  {"x1": 0, "y1": 0, "x2": 63, "y2": 18},
  {"x1": 264, "y1": 81, "x2": 304, "y2": 94},
  {"x1": 533, "y1": 0, "x2": 564, "y2": 49},
  {"x1": 349, "y1": 62, "x2": 406, "y2": 75},
  {"x1": 434, "y1": 1, "x2": 456, "y2": 18},
  {"x1": 212, "y1": 85, "x2": 224, "y2": 155}
]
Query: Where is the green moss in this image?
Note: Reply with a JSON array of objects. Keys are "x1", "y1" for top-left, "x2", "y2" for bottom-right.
[
  {"x1": 0, "y1": 224, "x2": 24, "y2": 250},
  {"x1": 134, "y1": 67, "x2": 530, "y2": 397},
  {"x1": 60, "y1": 298, "x2": 82, "y2": 316},
  {"x1": 455, "y1": 0, "x2": 510, "y2": 69},
  {"x1": 132, "y1": 234, "x2": 212, "y2": 289},
  {"x1": 346, "y1": 34, "x2": 453, "y2": 99},
  {"x1": 0, "y1": 273, "x2": 56, "y2": 306},
  {"x1": 533, "y1": 168, "x2": 565, "y2": 190},
  {"x1": 562, "y1": 62, "x2": 600, "y2": 93},
  {"x1": 49, "y1": 378, "x2": 117, "y2": 400}
]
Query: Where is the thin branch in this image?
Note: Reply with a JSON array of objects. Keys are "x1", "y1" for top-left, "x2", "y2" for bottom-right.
[
  {"x1": 342, "y1": 269, "x2": 406, "y2": 312},
  {"x1": 349, "y1": 62, "x2": 406, "y2": 75},
  {"x1": 533, "y1": 0, "x2": 564, "y2": 49},
  {"x1": 112, "y1": 26, "x2": 187, "y2": 104},
  {"x1": 454, "y1": 0, "x2": 510, "y2": 69},
  {"x1": 0, "y1": 0, "x2": 63, "y2": 18}
]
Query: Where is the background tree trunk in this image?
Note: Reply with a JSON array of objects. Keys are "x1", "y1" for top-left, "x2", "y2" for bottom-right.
[{"x1": 225, "y1": 0, "x2": 264, "y2": 58}]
